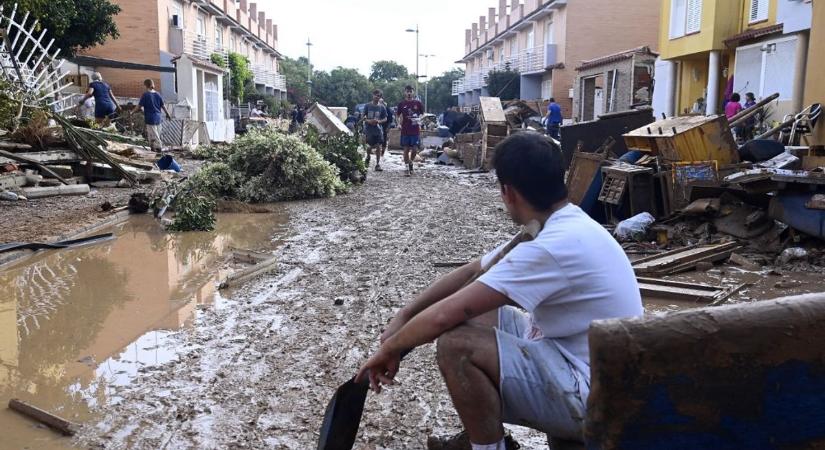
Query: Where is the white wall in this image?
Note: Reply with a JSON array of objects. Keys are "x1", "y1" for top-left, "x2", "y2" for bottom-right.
[{"x1": 778, "y1": 0, "x2": 812, "y2": 34}]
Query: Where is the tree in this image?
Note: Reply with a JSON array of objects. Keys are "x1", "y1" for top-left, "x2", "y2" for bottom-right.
[
  {"x1": 0, "y1": 0, "x2": 121, "y2": 57},
  {"x1": 372, "y1": 77, "x2": 418, "y2": 107},
  {"x1": 369, "y1": 60, "x2": 409, "y2": 82},
  {"x1": 227, "y1": 52, "x2": 253, "y2": 104},
  {"x1": 312, "y1": 67, "x2": 371, "y2": 111},
  {"x1": 486, "y1": 66, "x2": 520, "y2": 101},
  {"x1": 426, "y1": 68, "x2": 464, "y2": 113},
  {"x1": 279, "y1": 56, "x2": 312, "y2": 105}
]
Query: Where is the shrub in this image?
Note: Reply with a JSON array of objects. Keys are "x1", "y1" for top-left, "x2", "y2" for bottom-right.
[
  {"x1": 305, "y1": 127, "x2": 366, "y2": 183},
  {"x1": 228, "y1": 129, "x2": 346, "y2": 202},
  {"x1": 167, "y1": 191, "x2": 217, "y2": 232},
  {"x1": 187, "y1": 162, "x2": 238, "y2": 199}
]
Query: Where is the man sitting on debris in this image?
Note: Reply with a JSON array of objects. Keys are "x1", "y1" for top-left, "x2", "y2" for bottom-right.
[
  {"x1": 137, "y1": 79, "x2": 172, "y2": 153},
  {"x1": 357, "y1": 132, "x2": 643, "y2": 450},
  {"x1": 364, "y1": 89, "x2": 388, "y2": 172}
]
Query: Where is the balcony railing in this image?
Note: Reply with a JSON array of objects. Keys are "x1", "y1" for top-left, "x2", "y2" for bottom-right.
[
  {"x1": 452, "y1": 44, "x2": 558, "y2": 95},
  {"x1": 251, "y1": 64, "x2": 286, "y2": 91}
]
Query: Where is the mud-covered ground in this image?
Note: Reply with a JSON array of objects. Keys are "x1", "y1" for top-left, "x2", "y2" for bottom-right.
[{"x1": 75, "y1": 155, "x2": 553, "y2": 449}]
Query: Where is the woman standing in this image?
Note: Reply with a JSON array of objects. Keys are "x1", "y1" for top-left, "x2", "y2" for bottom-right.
[{"x1": 78, "y1": 72, "x2": 120, "y2": 124}]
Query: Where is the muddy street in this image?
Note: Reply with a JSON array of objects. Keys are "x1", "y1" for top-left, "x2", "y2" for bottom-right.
[{"x1": 64, "y1": 156, "x2": 556, "y2": 449}]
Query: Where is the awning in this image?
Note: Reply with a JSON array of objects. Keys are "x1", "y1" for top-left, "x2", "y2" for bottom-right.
[
  {"x1": 69, "y1": 55, "x2": 176, "y2": 73},
  {"x1": 724, "y1": 23, "x2": 784, "y2": 46},
  {"x1": 576, "y1": 46, "x2": 658, "y2": 72}
]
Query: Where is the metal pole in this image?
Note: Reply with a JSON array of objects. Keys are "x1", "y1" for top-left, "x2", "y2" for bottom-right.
[
  {"x1": 306, "y1": 38, "x2": 312, "y2": 101},
  {"x1": 415, "y1": 25, "x2": 419, "y2": 96}
]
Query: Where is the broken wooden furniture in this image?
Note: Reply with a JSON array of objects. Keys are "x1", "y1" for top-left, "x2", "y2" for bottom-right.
[
  {"x1": 305, "y1": 103, "x2": 353, "y2": 136},
  {"x1": 598, "y1": 163, "x2": 656, "y2": 222},
  {"x1": 631, "y1": 242, "x2": 741, "y2": 276},
  {"x1": 623, "y1": 115, "x2": 740, "y2": 165},
  {"x1": 587, "y1": 292, "x2": 825, "y2": 449},
  {"x1": 478, "y1": 96, "x2": 508, "y2": 171}
]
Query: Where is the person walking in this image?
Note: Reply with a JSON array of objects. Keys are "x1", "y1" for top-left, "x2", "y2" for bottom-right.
[
  {"x1": 742, "y1": 92, "x2": 758, "y2": 141},
  {"x1": 544, "y1": 98, "x2": 562, "y2": 140},
  {"x1": 397, "y1": 85, "x2": 424, "y2": 176},
  {"x1": 137, "y1": 79, "x2": 172, "y2": 152},
  {"x1": 78, "y1": 72, "x2": 120, "y2": 125},
  {"x1": 363, "y1": 89, "x2": 388, "y2": 171}
]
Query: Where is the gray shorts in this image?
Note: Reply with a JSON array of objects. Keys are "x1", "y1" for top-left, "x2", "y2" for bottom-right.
[{"x1": 496, "y1": 306, "x2": 588, "y2": 440}]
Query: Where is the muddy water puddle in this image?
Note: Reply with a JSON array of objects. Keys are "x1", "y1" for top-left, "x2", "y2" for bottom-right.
[{"x1": 0, "y1": 213, "x2": 286, "y2": 449}]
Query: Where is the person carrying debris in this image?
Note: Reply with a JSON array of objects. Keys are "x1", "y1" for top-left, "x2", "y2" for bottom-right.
[
  {"x1": 397, "y1": 85, "x2": 424, "y2": 176},
  {"x1": 545, "y1": 98, "x2": 562, "y2": 140},
  {"x1": 356, "y1": 132, "x2": 643, "y2": 450},
  {"x1": 137, "y1": 79, "x2": 172, "y2": 153},
  {"x1": 78, "y1": 72, "x2": 120, "y2": 125},
  {"x1": 364, "y1": 89, "x2": 388, "y2": 171}
]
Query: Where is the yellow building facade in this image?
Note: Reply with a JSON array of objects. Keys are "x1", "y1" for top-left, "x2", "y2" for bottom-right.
[{"x1": 657, "y1": 0, "x2": 813, "y2": 123}]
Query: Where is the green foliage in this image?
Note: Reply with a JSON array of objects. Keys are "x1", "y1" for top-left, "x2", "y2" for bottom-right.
[
  {"x1": 168, "y1": 190, "x2": 217, "y2": 232},
  {"x1": 279, "y1": 56, "x2": 312, "y2": 105},
  {"x1": 372, "y1": 77, "x2": 418, "y2": 107},
  {"x1": 190, "y1": 143, "x2": 232, "y2": 161},
  {"x1": 187, "y1": 162, "x2": 238, "y2": 199},
  {"x1": 312, "y1": 67, "x2": 372, "y2": 112},
  {"x1": 210, "y1": 53, "x2": 227, "y2": 68},
  {"x1": 486, "y1": 67, "x2": 521, "y2": 101},
  {"x1": 244, "y1": 92, "x2": 290, "y2": 116},
  {"x1": 369, "y1": 60, "x2": 409, "y2": 82},
  {"x1": 426, "y1": 68, "x2": 464, "y2": 113},
  {"x1": 227, "y1": 129, "x2": 345, "y2": 202},
  {"x1": 0, "y1": 80, "x2": 20, "y2": 131},
  {"x1": 228, "y1": 52, "x2": 253, "y2": 104},
  {"x1": 305, "y1": 127, "x2": 366, "y2": 183},
  {"x1": 1, "y1": 0, "x2": 121, "y2": 57}
]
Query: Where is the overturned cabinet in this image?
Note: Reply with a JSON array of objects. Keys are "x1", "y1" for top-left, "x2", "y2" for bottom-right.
[{"x1": 598, "y1": 163, "x2": 657, "y2": 222}]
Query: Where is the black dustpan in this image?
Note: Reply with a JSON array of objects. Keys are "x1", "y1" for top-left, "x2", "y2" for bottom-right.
[{"x1": 317, "y1": 376, "x2": 369, "y2": 450}]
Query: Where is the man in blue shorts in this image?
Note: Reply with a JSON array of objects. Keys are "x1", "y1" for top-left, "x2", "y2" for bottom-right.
[
  {"x1": 363, "y1": 89, "x2": 388, "y2": 171},
  {"x1": 397, "y1": 85, "x2": 424, "y2": 176}
]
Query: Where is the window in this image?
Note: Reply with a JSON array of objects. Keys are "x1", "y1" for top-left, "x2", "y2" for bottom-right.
[
  {"x1": 196, "y1": 15, "x2": 206, "y2": 39},
  {"x1": 545, "y1": 16, "x2": 555, "y2": 45},
  {"x1": 541, "y1": 79, "x2": 552, "y2": 99},
  {"x1": 170, "y1": 1, "x2": 184, "y2": 28},
  {"x1": 669, "y1": 0, "x2": 702, "y2": 39},
  {"x1": 230, "y1": 35, "x2": 236, "y2": 52},
  {"x1": 749, "y1": 0, "x2": 769, "y2": 23},
  {"x1": 510, "y1": 38, "x2": 518, "y2": 56},
  {"x1": 215, "y1": 24, "x2": 224, "y2": 49},
  {"x1": 527, "y1": 26, "x2": 535, "y2": 51}
]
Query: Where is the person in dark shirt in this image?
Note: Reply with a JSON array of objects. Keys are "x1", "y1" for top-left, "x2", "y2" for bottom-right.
[
  {"x1": 397, "y1": 85, "x2": 424, "y2": 176},
  {"x1": 379, "y1": 97, "x2": 392, "y2": 157},
  {"x1": 78, "y1": 72, "x2": 120, "y2": 124},
  {"x1": 137, "y1": 79, "x2": 172, "y2": 152},
  {"x1": 363, "y1": 90, "x2": 388, "y2": 172}
]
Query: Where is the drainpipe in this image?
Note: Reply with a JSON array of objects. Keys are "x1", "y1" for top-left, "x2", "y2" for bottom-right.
[
  {"x1": 792, "y1": 32, "x2": 808, "y2": 113},
  {"x1": 706, "y1": 50, "x2": 721, "y2": 115},
  {"x1": 664, "y1": 60, "x2": 677, "y2": 117}
]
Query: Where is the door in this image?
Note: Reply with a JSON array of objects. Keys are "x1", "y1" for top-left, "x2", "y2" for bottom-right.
[{"x1": 593, "y1": 88, "x2": 604, "y2": 120}]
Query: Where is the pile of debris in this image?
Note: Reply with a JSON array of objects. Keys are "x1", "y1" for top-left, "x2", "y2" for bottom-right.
[
  {"x1": 0, "y1": 110, "x2": 176, "y2": 202},
  {"x1": 565, "y1": 103, "x2": 825, "y2": 283}
]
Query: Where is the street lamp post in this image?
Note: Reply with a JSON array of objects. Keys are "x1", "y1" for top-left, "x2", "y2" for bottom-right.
[
  {"x1": 405, "y1": 25, "x2": 419, "y2": 95},
  {"x1": 420, "y1": 54, "x2": 435, "y2": 112},
  {"x1": 306, "y1": 38, "x2": 313, "y2": 102}
]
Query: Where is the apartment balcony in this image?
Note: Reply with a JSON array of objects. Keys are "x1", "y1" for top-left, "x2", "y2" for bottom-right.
[
  {"x1": 452, "y1": 44, "x2": 558, "y2": 95},
  {"x1": 252, "y1": 64, "x2": 287, "y2": 91},
  {"x1": 170, "y1": 29, "x2": 229, "y2": 66}
]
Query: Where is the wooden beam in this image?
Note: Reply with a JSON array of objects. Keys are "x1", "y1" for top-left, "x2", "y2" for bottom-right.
[{"x1": 8, "y1": 399, "x2": 77, "y2": 436}]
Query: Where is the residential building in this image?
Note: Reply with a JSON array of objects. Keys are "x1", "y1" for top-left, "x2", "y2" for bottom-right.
[
  {"x1": 453, "y1": 0, "x2": 660, "y2": 120},
  {"x1": 76, "y1": 0, "x2": 285, "y2": 142},
  {"x1": 574, "y1": 46, "x2": 658, "y2": 122},
  {"x1": 802, "y1": 0, "x2": 823, "y2": 144},
  {"x1": 654, "y1": 0, "x2": 813, "y2": 122}
]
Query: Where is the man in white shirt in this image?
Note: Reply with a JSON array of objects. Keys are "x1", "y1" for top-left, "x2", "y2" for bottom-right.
[{"x1": 356, "y1": 132, "x2": 642, "y2": 450}]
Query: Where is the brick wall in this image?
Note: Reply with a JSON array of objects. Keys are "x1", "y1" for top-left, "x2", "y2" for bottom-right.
[
  {"x1": 83, "y1": 0, "x2": 161, "y2": 66},
  {"x1": 556, "y1": 0, "x2": 660, "y2": 120}
]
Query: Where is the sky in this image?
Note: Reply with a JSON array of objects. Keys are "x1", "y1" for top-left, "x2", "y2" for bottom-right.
[{"x1": 258, "y1": 0, "x2": 484, "y2": 79}]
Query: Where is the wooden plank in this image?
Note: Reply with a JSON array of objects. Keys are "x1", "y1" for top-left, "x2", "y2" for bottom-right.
[
  {"x1": 632, "y1": 242, "x2": 741, "y2": 275},
  {"x1": 566, "y1": 151, "x2": 606, "y2": 205},
  {"x1": 8, "y1": 399, "x2": 77, "y2": 436},
  {"x1": 479, "y1": 96, "x2": 506, "y2": 124},
  {"x1": 0, "y1": 149, "x2": 80, "y2": 165},
  {"x1": 0, "y1": 150, "x2": 71, "y2": 184}
]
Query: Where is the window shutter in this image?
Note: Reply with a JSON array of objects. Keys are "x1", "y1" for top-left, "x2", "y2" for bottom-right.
[
  {"x1": 669, "y1": 0, "x2": 687, "y2": 39},
  {"x1": 750, "y1": 0, "x2": 768, "y2": 22},
  {"x1": 686, "y1": 0, "x2": 702, "y2": 34}
]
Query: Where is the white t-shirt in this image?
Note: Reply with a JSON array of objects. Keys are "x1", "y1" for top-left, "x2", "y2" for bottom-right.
[{"x1": 478, "y1": 203, "x2": 642, "y2": 376}]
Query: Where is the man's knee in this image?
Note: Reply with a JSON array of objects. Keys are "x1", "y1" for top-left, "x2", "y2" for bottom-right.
[{"x1": 436, "y1": 326, "x2": 474, "y2": 369}]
